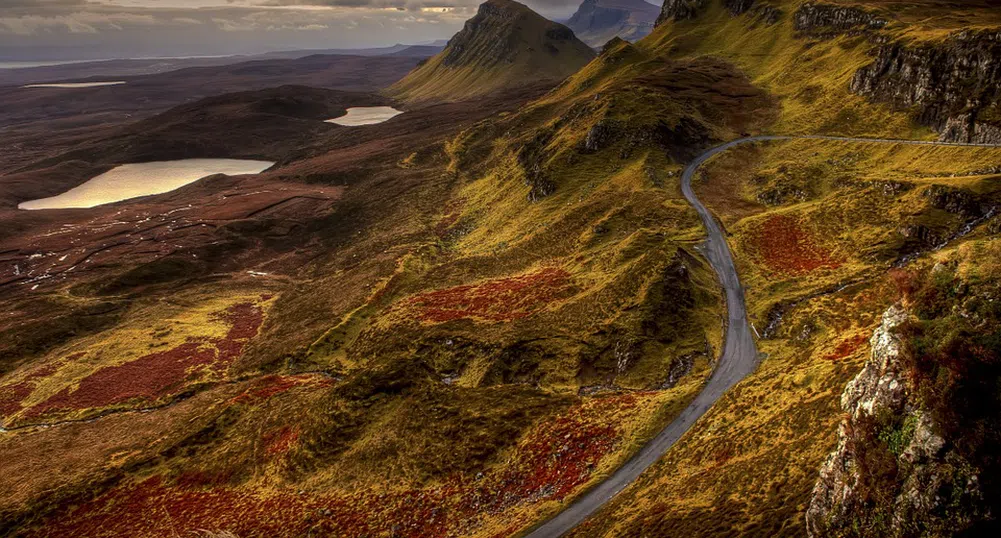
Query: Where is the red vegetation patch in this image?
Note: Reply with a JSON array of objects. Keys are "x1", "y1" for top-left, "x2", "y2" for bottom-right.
[
  {"x1": 0, "y1": 361, "x2": 63, "y2": 418},
  {"x1": 230, "y1": 374, "x2": 334, "y2": 405},
  {"x1": 435, "y1": 211, "x2": 462, "y2": 238},
  {"x1": 752, "y1": 215, "x2": 841, "y2": 275},
  {"x1": 889, "y1": 267, "x2": 920, "y2": 301},
  {"x1": 823, "y1": 334, "x2": 869, "y2": 362},
  {"x1": 433, "y1": 199, "x2": 464, "y2": 238},
  {"x1": 176, "y1": 470, "x2": 235, "y2": 489},
  {"x1": 710, "y1": 445, "x2": 735, "y2": 469},
  {"x1": 263, "y1": 426, "x2": 301, "y2": 456},
  {"x1": 31, "y1": 394, "x2": 642, "y2": 538},
  {"x1": 24, "y1": 302, "x2": 264, "y2": 419},
  {"x1": 401, "y1": 268, "x2": 573, "y2": 323}
]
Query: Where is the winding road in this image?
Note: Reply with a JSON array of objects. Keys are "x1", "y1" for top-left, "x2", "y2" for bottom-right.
[{"x1": 522, "y1": 135, "x2": 1001, "y2": 538}]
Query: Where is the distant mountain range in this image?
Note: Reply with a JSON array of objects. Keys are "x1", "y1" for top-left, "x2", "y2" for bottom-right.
[
  {"x1": 0, "y1": 43, "x2": 445, "y2": 87},
  {"x1": 566, "y1": 0, "x2": 661, "y2": 47}
]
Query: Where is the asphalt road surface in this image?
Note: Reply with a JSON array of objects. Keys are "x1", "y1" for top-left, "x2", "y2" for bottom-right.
[{"x1": 522, "y1": 135, "x2": 1001, "y2": 538}]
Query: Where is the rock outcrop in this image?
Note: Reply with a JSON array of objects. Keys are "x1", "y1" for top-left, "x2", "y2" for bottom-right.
[
  {"x1": 851, "y1": 30, "x2": 1001, "y2": 144},
  {"x1": 723, "y1": 0, "x2": 755, "y2": 16},
  {"x1": 655, "y1": 0, "x2": 709, "y2": 25},
  {"x1": 566, "y1": 0, "x2": 660, "y2": 47},
  {"x1": 793, "y1": 1, "x2": 887, "y2": 36},
  {"x1": 656, "y1": 0, "x2": 780, "y2": 27},
  {"x1": 806, "y1": 305, "x2": 987, "y2": 537}
]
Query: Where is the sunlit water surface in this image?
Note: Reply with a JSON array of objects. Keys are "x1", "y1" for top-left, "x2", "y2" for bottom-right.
[
  {"x1": 326, "y1": 106, "x2": 404, "y2": 126},
  {"x1": 18, "y1": 159, "x2": 275, "y2": 210},
  {"x1": 23, "y1": 81, "x2": 127, "y2": 89}
]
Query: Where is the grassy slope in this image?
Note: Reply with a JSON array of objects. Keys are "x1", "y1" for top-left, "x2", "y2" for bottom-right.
[
  {"x1": 2, "y1": 25, "x2": 749, "y2": 538},
  {"x1": 6, "y1": 1, "x2": 1001, "y2": 536},
  {"x1": 569, "y1": 141, "x2": 1001, "y2": 538},
  {"x1": 639, "y1": 1, "x2": 933, "y2": 137},
  {"x1": 561, "y1": 1, "x2": 1001, "y2": 536}
]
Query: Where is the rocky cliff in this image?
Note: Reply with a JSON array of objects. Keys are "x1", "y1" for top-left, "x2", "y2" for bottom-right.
[
  {"x1": 806, "y1": 303, "x2": 992, "y2": 537},
  {"x1": 792, "y1": 1, "x2": 887, "y2": 36},
  {"x1": 656, "y1": 0, "x2": 781, "y2": 27},
  {"x1": 566, "y1": 0, "x2": 660, "y2": 47},
  {"x1": 656, "y1": 0, "x2": 709, "y2": 25},
  {"x1": 851, "y1": 29, "x2": 1001, "y2": 144}
]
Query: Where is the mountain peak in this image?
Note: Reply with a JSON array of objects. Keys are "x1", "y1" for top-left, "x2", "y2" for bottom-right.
[{"x1": 390, "y1": 0, "x2": 595, "y2": 102}]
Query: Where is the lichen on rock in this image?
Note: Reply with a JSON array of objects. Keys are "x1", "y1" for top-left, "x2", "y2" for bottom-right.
[{"x1": 806, "y1": 304, "x2": 987, "y2": 537}]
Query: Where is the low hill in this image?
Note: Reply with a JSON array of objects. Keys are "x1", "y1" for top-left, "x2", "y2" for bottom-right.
[
  {"x1": 389, "y1": 0, "x2": 596, "y2": 102},
  {"x1": 566, "y1": 0, "x2": 661, "y2": 46}
]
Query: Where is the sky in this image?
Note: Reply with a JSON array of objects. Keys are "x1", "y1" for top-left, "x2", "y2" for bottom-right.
[{"x1": 0, "y1": 0, "x2": 620, "y2": 60}]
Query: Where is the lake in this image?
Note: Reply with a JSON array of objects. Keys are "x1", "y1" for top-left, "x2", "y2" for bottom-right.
[
  {"x1": 23, "y1": 81, "x2": 127, "y2": 89},
  {"x1": 18, "y1": 159, "x2": 275, "y2": 210},
  {"x1": 326, "y1": 106, "x2": 403, "y2": 126}
]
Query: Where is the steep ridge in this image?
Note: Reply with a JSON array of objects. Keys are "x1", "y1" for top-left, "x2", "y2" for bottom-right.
[
  {"x1": 851, "y1": 30, "x2": 1001, "y2": 144},
  {"x1": 389, "y1": 0, "x2": 596, "y2": 102},
  {"x1": 566, "y1": 0, "x2": 661, "y2": 47},
  {"x1": 650, "y1": 0, "x2": 1001, "y2": 141}
]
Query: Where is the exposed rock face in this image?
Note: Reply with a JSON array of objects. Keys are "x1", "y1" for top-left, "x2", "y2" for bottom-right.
[
  {"x1": 839, "y1": 305, "x2": 910, "y2": 418},
  {"x1": 517, "y1": 129, "x2": 557, "y2": 201},
  {"x1": 851, "y1": 30, "x2": 1001, "y2": 144},
  {"x1": 793, "y1": 2, "x2": 887, "y2": 36},
  {"x1": 924, "y1": 185, "x2": 990, "y2": 221},
  {"x1": 723, "y1": 0, "x2": 755, "y2": 16},
  {"x1": 656, "y1": 0, "x2": 780, "y2": 27},
  {"x1": 754, "y1": 4, "x2": 781, "y2": 25},
  {"x1": 566, "y1": 0, "x2": 660, "y2": 47},
  {"x1": 575, "y1": 116, "x2": 713, "y2": 161},
  {"x1": 655, "y1": 0, "x2": 709, "y2": 26},
  {"x1": 806, "y1": 305, "x2": 986, "y2": 537}
]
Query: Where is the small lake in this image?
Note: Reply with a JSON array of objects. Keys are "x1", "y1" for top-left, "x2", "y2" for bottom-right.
[
  {"x1": 23, "y1": 81, "x2": 126, "y2": 89},
  {"x1": 18, "y1": 159, "x2": 275, "y2": 210},
  {"x1": 326, "y1": 106, "x2": 403, "y2": 126}
]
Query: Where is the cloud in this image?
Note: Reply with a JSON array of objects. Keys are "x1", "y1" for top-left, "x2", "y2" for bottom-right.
[
  {"x1": 260, "y1": 0, "x2": 586, "y2": 13},
  {"x1": 0, "y1": 0, "x2": 90, "y2": 7},
  {"x1": 0, "y1": 11, "x2": 158, "y2": 35},
  {"x1": 0, "y1": 0, "x2": 590, "y2": 59}
]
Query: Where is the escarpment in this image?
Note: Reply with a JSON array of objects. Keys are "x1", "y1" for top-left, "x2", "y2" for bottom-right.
[
  {"x1": 656, "y1": 0, "x2": 710, "y2": 25},
  {"x1": 793, "y1": 1, "x2": 888, "y2": 36},
  {"x1": 657, "y1": 0, "x2": 772, "y2": 25},
  {"x1": 851, "y1": 30, "x2": 1001, "y2": 144}
]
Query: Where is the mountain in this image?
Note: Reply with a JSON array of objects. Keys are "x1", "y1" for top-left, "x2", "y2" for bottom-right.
[
  {"x1": 6, "y1": 1, "x2": 1001, "y2": 538},
  {"x1": 566, "y1": 0, "x2": 661, "y2": 46},
  {"x1": 389, "y1": 0, "x2": 596, "y2": 102}
]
